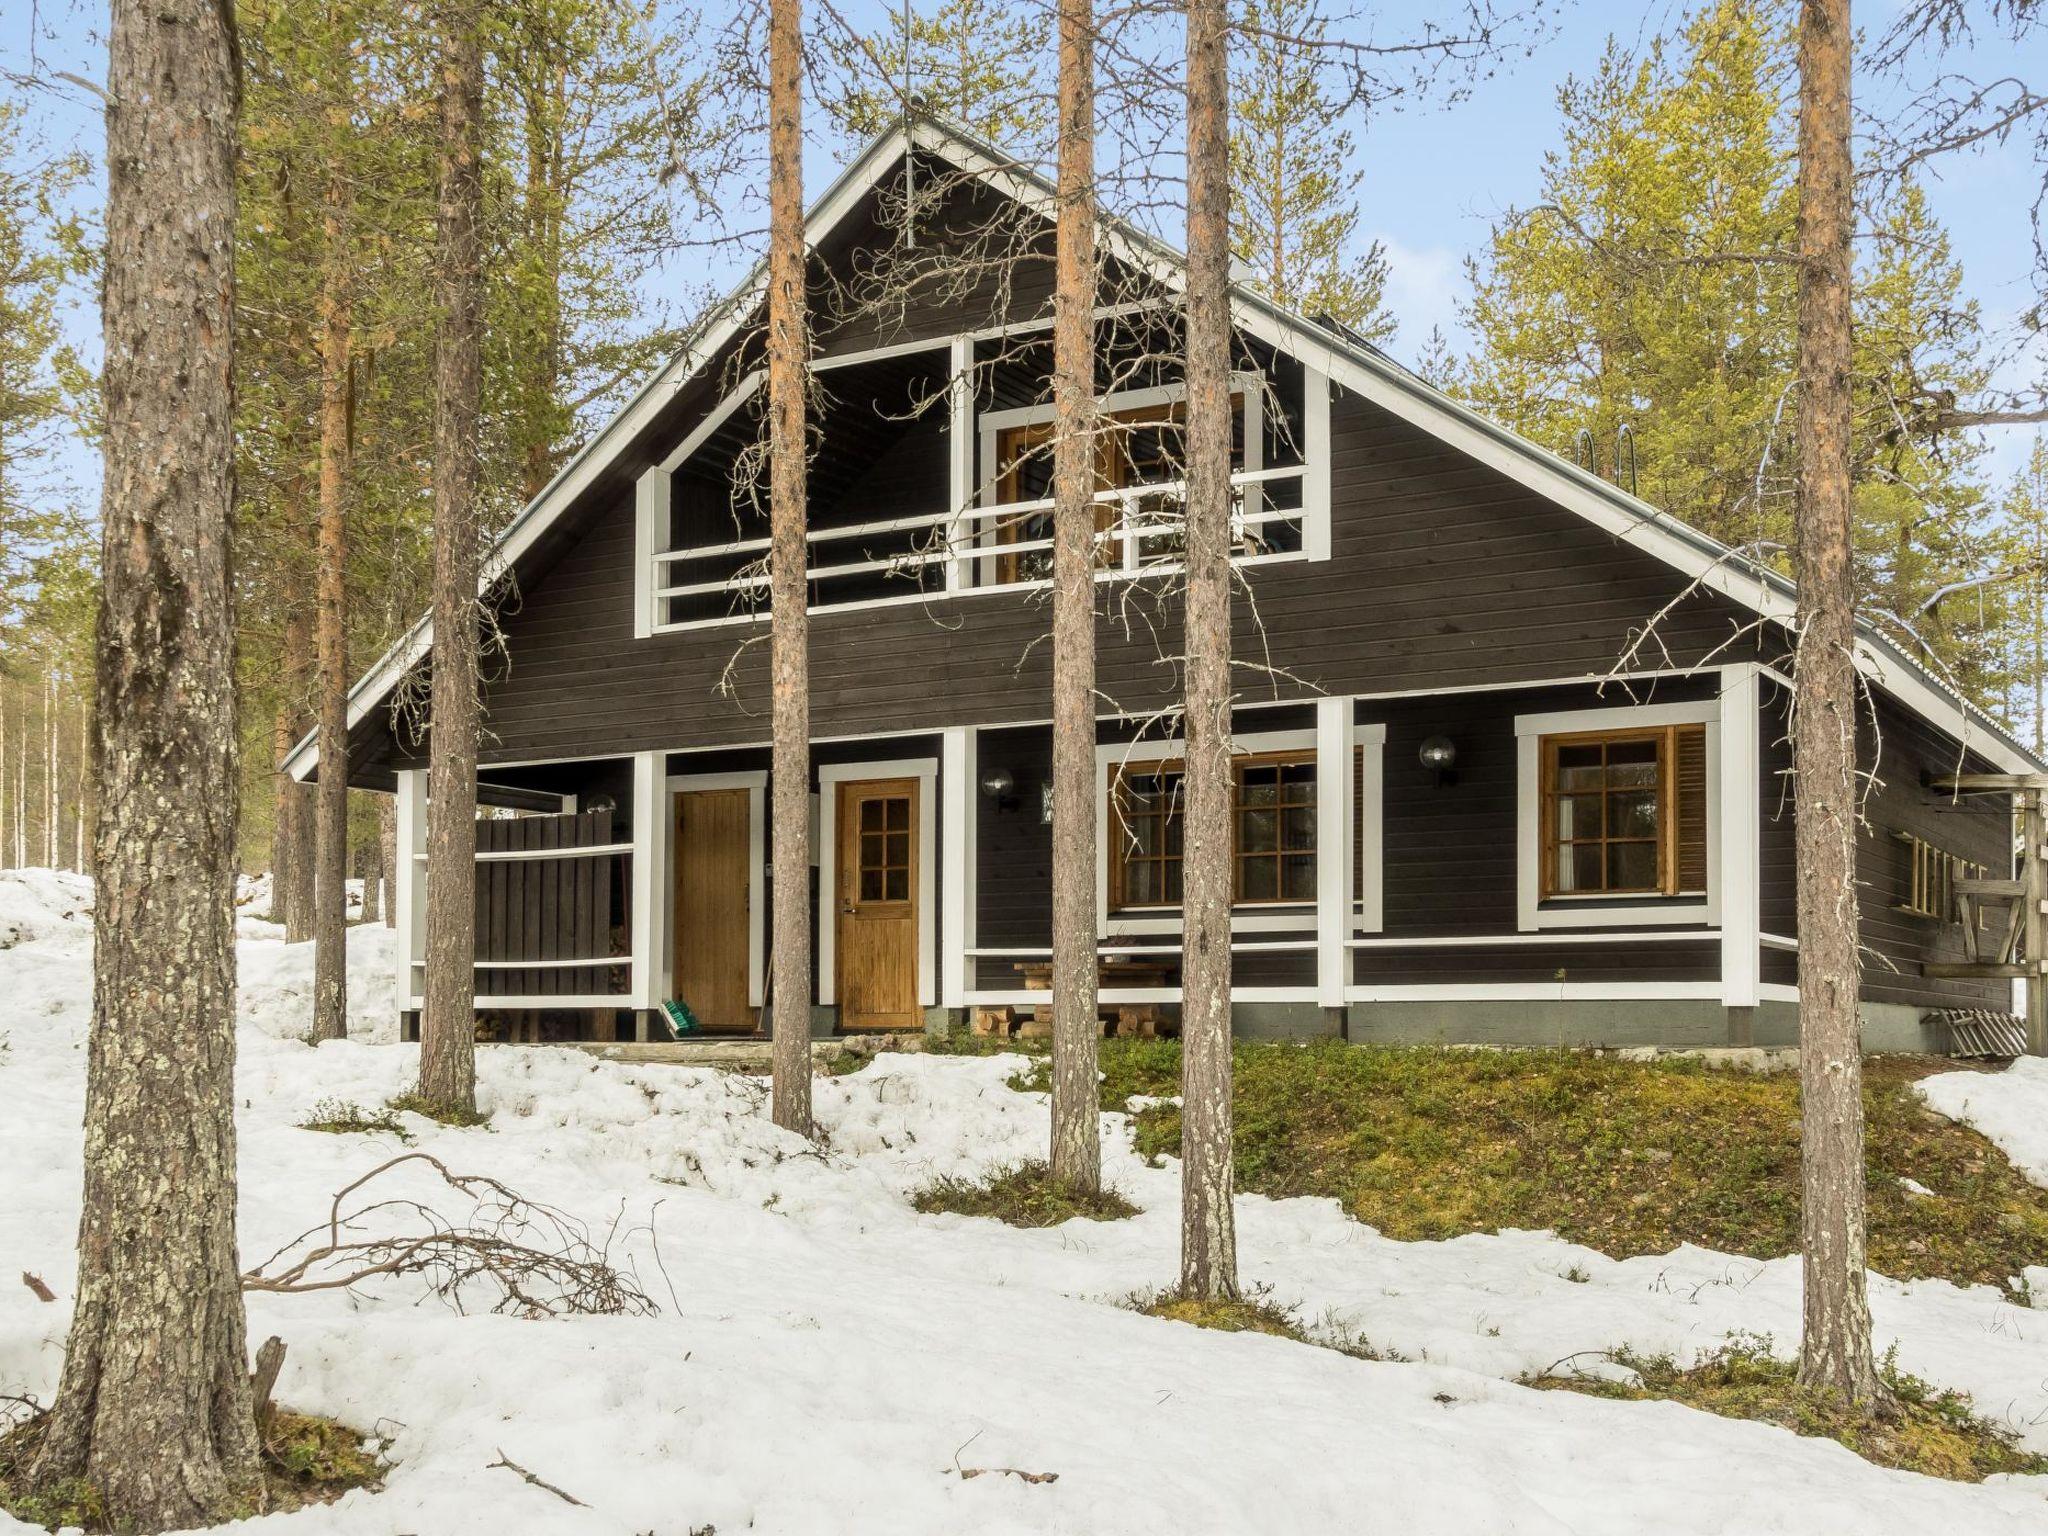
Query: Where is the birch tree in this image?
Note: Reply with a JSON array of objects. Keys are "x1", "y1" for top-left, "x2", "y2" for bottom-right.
[
  {"x1": 1048, "y1": 0, "x2": 1102, "y2": 1194},
  {"x1": 1179, "y1": 0, "x2": 1239, "y2": 1301},
  {"x1": 418, "y1": 0, "x2": 487, "y2": 1117},
  {"x1": 1790, "y1": 0, "x2": 1886, "y2": 1410},
  {"x1": 767, "y1": 0, "x2": 814, "y2": 1137},
  {"x1": 25, "y1": 0, "x2": 267, "y2": 1523}
]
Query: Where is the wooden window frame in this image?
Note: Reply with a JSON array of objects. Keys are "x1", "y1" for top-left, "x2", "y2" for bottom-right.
[
  {"x1": 1108, "y1": 748, "x2": 1318, "y2": 912},
  {"x1": 1538, "y1": 725, "x2": 1701, "y2": 901}
]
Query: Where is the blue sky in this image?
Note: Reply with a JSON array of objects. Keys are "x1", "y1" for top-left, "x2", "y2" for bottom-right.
[{"x1": 7, "y1": 0, "x2": 2045, "y2": 485}]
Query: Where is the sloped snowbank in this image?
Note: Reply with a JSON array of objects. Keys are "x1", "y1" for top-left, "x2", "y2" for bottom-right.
[
  {"x1": 3, "y1": 869, "x2": 2047, "y2": 1534},
  {"x1": 1919, "y1": 1059, "x2": 2048, "y2": 1190}
]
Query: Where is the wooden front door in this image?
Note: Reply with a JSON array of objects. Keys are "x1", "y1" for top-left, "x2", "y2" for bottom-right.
[
  {"x1": 835, "y1": 778, "x2": 920, "y2": 1030},
  {"x1": 672, "y1": 788, "x2": 753, "y2": 1033}
]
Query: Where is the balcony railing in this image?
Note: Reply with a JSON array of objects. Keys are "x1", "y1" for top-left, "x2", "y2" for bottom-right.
[{"x1": 651, "y1": 463, "x2": 1309, "y2": 629}]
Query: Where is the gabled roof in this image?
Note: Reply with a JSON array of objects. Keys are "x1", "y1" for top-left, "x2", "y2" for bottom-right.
[{"x1": 286, "y1": 111, "x2": 2043, "y2": 780}]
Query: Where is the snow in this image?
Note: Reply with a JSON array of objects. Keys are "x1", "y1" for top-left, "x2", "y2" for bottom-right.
[
  {"x1": 4, "y1": 867, "x2": 2048, "y2": 1533},
  {"x1": 1919, "y1": 1058, "x2": 2048, "y2": 1191}
]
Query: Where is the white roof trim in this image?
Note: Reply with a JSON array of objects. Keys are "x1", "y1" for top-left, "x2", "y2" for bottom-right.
[{"x1": 288, "y1": 112, "x2": 2041, "y2": 782}]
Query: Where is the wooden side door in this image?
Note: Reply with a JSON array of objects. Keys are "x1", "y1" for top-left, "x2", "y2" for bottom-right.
[
  {"x1": 672, "y1": 787, "x2": 753, "y2": 1033},
  {"x1": 835, "y1": 778, "x2": 920, "y2": 1030}
]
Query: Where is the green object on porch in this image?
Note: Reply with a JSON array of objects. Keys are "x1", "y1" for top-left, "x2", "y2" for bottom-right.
[{"x1": 661, "y1": 998, "x2": 702, "y2": 1037}]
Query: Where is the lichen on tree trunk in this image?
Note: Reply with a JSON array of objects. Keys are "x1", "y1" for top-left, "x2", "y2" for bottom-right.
[
  {"x1": 27, "y1": 1, "x2": 265, "y2": 1525},
  {"x1": 418, "y1": 0, "x2": 487, "y2": 1118},
  {"x1": 1178, "y1": 0, "x2": 1239, "y2": 1302},
  {"x1": 1790, "y1": 0, "x2": 1885, "y2": 1410},
  {"x1": 767, "y1": 0, "x2": 814, "y2": 1138},
  {"x1": 1048, "y1": 0, "x2": 1102, "y2": 1197}
]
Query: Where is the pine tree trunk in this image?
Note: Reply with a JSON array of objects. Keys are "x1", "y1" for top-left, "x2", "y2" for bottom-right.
[
  {"x1": 27, "y1": 1, "x2": 263, "y2": 1523},
  {"x1": 419, "y1": 0, "x2": 486, "y2": 1117},
  {"x1": 1791, "y1": 0, "x2": 1883, "y2": 1410},
  {"x1": 1048, "y1": 0, "x2": 1102, "y2": 1194},
  {"x1": 75, "y1": 693, "x2": 87, "y2": 872},
  {"x1": 1178, "y1": 0, "x2": 1238, "y2": 1301},
  {"x1": 310, "y1": 147, "x2": 353, "y2": 1042},
  {"x1": 281, "y1": 597, "x2": 316, "y2": 940},
  {"x1": 270, "y1": 697, "x2": 298, "y2": 922},
  {"x1": 379, "y1": 794, "x2": 397, "y2": 928},
  {"x1": 767, "y1": 0, "x2": 813, "y2": 1137}
]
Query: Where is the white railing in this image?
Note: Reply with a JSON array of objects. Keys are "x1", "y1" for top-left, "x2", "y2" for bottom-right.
[{"x1": 650, "y1": 463, "x2": 1309, "y2": 626}]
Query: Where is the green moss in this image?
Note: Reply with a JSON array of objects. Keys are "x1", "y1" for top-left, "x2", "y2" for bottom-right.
[
  {"x1": 1135, "y1": 1287, "x2": 1308, "y2": 1340},
  {"x1": 0, "y1": 1403, "x2": 380, "y2": 1531},
  {"x1": 1080, "y1": 1040, "x2": 2048, "y2": 1287},
  {"x1": 299, "y1": 1097, "x2": 413, "y2": 1141},
  {"x1": 386, "y1": 1091, "x2": 490, "y2": 1128},
  {"x1": 910, "y1": 1160, "x2": 1139, "y2": 1227},
  {"x1": 1527, "y1": 1335, "x2": 2047, "y2": 1482}
]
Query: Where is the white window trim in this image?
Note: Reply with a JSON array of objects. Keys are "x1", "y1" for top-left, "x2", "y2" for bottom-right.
[
  {"x1": 666, "y1": 770, "x2": 768, "y2": 1011},
  {"x1": 817, "y1": 757, "x2": 939, "y2": 1011},
  {"x1": 1355, "y1": 721, "x2": 1386, "y2": 935},
  {"x1": 1514, "y1": 699, "x2": 1721, "y2": 932},
  {"x1": 1097, "y1": 727, "x2": 1350, "y2": 938}
]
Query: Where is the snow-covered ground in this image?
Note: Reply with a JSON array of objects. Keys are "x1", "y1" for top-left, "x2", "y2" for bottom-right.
[{"x1": 4, "y1": 865, "x2": 2048, "y2": 1533}]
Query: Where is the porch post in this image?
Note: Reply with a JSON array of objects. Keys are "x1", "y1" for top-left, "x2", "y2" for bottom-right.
[
  {"x1": 1316, "y1": 695, "x2": 1353, "y2": 1010},
  {"x1": 941, "y1": 726, "x2": 977, "y2": 1011},
  {"x1": 1718, "y1": 665, "x2": 1761, "y2": 1013},
  {"x1": 945, "y1": 336, "x2": 973, "y2": 592},
  {"x1": 629, "y1": 750, "x2": 663, "y2": 1009},
  {"x1": 393, "y1": 768, "x2": 427, "y2": 1021}
]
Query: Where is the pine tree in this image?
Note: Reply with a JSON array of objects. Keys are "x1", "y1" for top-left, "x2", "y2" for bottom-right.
[
  {"x1": 1180, "y1": 0, "x2": 1239, "y2": 1303},
  {"x1": 825, "y1": 0, "x2": 1051, "y2": 153},
  {"x1": 26, "y1": 0, "x2": 265, "y2": 1524},
  {"x1": 1228, "y1": 0, "x2": 1392, "y2": 338}
]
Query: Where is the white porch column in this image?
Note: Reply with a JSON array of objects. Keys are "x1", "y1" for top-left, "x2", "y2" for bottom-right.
[
  {"x1": 1316, "y1": 695, "x2": 1354, "y2": 1008},
  {"x1": 941, "y1": 727, "x2": 978, "y2": 1009},
  {"x1": 633, "y1": 468, "x2": 667, "y2": 640},
  {"x1": 945, "y1": 336, "x2": 973, "y2": 592},
  {"x1": 629, "y1": 750, "x2": 663, "y2": 1008},
  {"x1": 1718, "y1": 665, "x2": 1761, "y2": 1008},
  {"x1": 393, "y1": 768, "x2": 427, "y2": 1016}
]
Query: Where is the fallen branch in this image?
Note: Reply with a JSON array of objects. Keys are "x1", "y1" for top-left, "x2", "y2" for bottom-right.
[
  {"x1": 490, "y1": 1450, "x2": 588, "y2": 1506},
  {"x1": 19, "y1": 1272, "x2": 53, "y2": 1303},
  {"x1": 243, "y1": 1153, "x2": 656, "y2": 1318}
]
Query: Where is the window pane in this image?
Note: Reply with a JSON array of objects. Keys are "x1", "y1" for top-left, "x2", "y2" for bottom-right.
[
  {"x1": 861, "y1": 832, "x2": 884, "y2": 870},
  {"x1": 1240, "y1": 808, "x2": 1278, "y2": 853},
  {"x1": 886, "y1": 832, "x2": 910, "y2": 869},
  {"x1": 1281, "y1": 853, "x2": 1315, "y2": 901},
  {"x1": 1607, "y1": 760, "x2": 1657, "y2": 790},
  {"x1": 884, "y1": 867, "x2": 908, "y2": 901},
  {"x1": 1607, "y1": 739, "x2": 1657, "y2": 765},
  {"x1": 1556, "y1": 793, "x2": 1603, "y2": 838},
  {"x1": 1240, "y1": 775, "x2": 1278, "y2": 808},
  {"x1": 1166, "y1": 818, "x2": 1183, "y2": 856},
  {"x1": 1126, "y1": 861, "x2": 1158, "y2": 904},
  {"x1": 887, "y1": 799, "x2": 909, "y2": 831},
  {"x1": 1608, "y1": 789, "x2": 1659, "y2": 838},
  {"x1": 1279, "y1": 762, "x2": 1316, "y2": 791},
  {"x1": 1282, "y1": 806, "x2": 1316, "y2": 849},
  {"x1": 860, "y1": 799, "x2": 883, "y2": 831},
  {"x1": 860, "y1": 868, "x2": 883, "y2": 901},
  {"x1": 1608, "y1": 841, "x2": 1657, "y2": 890},
  {"x1": 1164, "y1": 864, "x2": 1183, "y2": 904},
  {"x1": 1128, "y1": 816, "x2": 1160, "y2": 857},
  {"x1": 1240, "y1": 857, "x2": 1277, "y2": 900},
  {"x1": 1561, "y1": 843, "x2": 1603, "y2": 893}
]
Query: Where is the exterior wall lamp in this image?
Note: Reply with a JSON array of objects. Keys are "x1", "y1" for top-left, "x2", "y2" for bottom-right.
[
  {"x1": 1419, "y1": 735, "x2": 1458, "y2": 787},
  {"x1": 979, "y1": 767, "x2": 1018, "y2": 812}
]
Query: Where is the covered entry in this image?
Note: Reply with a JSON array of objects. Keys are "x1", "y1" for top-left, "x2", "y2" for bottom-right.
[{"x1": 820, "y1": 757, "x2": 938, "y2": 1031}]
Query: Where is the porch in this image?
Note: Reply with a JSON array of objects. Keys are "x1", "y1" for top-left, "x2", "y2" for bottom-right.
[{"x1": 385, "y1": 663, "x2": 2019, "y2": 1053}]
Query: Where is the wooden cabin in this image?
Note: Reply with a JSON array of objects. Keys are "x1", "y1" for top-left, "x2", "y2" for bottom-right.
[{"x1": 286, "y1": 115, "x2": 2043, "y2": 1054}]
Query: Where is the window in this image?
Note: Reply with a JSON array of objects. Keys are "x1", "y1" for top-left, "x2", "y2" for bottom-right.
[
  {"x1": 1109, "y1": 751, "x2": 1317, "y2": 909},
  {"x1": 1539, "y1": 724, "x2": 1707, "y2": 899},
  {"x1": 1893, "y1": 831, "x2": 1987, "y2": 922}
]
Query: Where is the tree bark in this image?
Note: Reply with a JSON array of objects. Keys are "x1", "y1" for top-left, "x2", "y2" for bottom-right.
[
  {"x1": 27, "y1": 0, "x2": 265, "y2": 1523},
  {"x1": 1179, "y1": 0, "x2": 1238, "y2": 1301},
  {"x1": 379, "y1": 793, "x2": 397, "y2": 928},
  {"x1": 418, "y1": 0, "x2": 486, "y2": 1117},
  {"x1": 767, "y1": 0, "x2": 814, "y2": 1137},
  {"x1": 310, "y1": 138, "x2": 353, "y2": 1042},
  {"x1": 270, "y1": 695, "x2": 299, "y2": 922},
  {"x1": 1791, "y1": 0, "x2": 1884, "y2": 1409},
  {"x1": 280, "y1": 595, "x2": 316, "y2": 940},
  {"x1": 1048, "y1": 0, "x2": 1102, "y2": 1194}
]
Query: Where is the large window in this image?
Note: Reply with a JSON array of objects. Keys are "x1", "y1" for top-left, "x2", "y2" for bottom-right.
[
  {"x1": 1110, "y1": 751, "x2": 1318, "y2": 909},
  {"x1": 1539, "y1": 724, "x2": 1707, "y2": 899}
]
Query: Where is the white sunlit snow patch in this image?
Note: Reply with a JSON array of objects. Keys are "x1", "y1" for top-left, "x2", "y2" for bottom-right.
[{"x1": 1, "y1": 868, "x2": 2046, "y2": 1533}]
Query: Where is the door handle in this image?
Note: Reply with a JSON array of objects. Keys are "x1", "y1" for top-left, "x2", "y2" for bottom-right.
[{"x1": 840, "y1": 901, "x2": 856, "y2": 915}]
